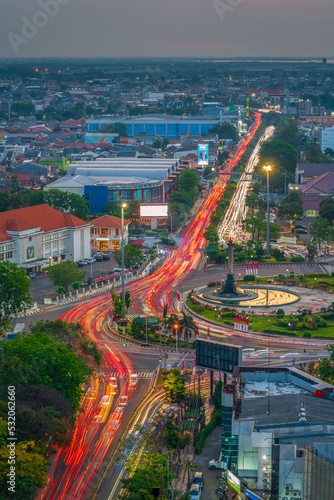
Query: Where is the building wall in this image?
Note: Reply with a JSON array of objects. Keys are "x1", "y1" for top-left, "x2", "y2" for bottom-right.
[
  {"x1": 303, "y1": 449, "x2": 334, "y2": 500},
  {"x1": 319, "y1": 127, "x2": 334, "y2": 152}
]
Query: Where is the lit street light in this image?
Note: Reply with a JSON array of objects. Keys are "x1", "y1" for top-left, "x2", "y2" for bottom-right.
[
  {"x1": 263, "y1": 165, "x2": 272, "y2": 259},
  {"x1": 121, "y1": 202, "x2": 127, "y2": 335}
]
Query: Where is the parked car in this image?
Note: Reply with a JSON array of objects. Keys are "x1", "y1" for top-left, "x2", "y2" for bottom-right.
[
  {"x1": 77, "y1": 260, "x2": 88, "y2": 267},
  {"x1": 102, "y1": 254, "x2": 110, "y2": 260},
  {"x1": 86, "y1": 257, "x2": 95, "y2": 264},
  {"x1": 295, "y1": 224, "x2": 307, "y2": 230},
  {"x1": 189, "y1": 484, "x2": 201, "y2": 500},
  {"x1": 296, "y1": 228, "x2": 308, "y2": 234},
  {"x1": 28, "y1": 272, "x2": 36, "y2": 279},
  {"x1": 96, "y1": 255, "x2": 104, "y2": 261},
  {"x1": 192, "y1": 472, "x2": 203, "y2": 490}
]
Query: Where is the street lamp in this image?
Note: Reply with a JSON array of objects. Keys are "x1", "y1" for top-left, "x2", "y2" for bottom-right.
[
  {"x1": 121, "y1": 202, "x2": 127, "y2": 335},
  {"x1": 174, "y1": 323, "x2": 179, "y2": 360},
  {"x1": 263, "y1": 165, "x2": 272, "y2": 259}
]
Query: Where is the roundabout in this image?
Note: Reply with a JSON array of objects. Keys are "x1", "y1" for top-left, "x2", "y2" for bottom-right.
[{"x1": 198, "y1": 284, "x2": 300, "y2": 308}]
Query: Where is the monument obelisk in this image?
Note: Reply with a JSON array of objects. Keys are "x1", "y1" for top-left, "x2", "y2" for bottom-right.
[{"x1": 219, "y1": 237, "x2": 239, "y2": 296}]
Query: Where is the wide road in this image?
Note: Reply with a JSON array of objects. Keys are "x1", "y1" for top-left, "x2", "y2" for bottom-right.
[{"x1": 37, "y1": 113, "x2": 330, "y2": 499}]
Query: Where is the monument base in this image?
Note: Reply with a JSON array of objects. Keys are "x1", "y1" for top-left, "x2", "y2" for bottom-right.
[{"x1": 218, "y1": 274, "x2": 239, "y2": 297}]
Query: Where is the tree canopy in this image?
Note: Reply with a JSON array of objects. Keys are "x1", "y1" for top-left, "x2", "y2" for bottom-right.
[
  {"x1": 47, "y1": 261, "x2": 86, "y2": 291},
  {"x1": 0, "y1": 330, "x2": 91, "y2": 408},
  {"x1": 319, "y1": 196, "x2": 334, "y2": 225},
  {"x1": 209, "y1": 123, "x2": 239, "y2": 142},
  {"x1": 43, "y1": 189, "x2": 89, "y2": 221},
  {"x1": 0, "y1": 261, "x2": 32, "y2": 334},
  {"x1": 259, "y1": 139, "x2": 298, "y2": 191},
  {"x1": 113, "y1": 244, "x2": 144, "y2": 269}
]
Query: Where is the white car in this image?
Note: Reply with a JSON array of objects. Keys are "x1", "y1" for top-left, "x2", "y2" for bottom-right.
[
  {"x1": 86, "y1": 257, "x2": 96, "y2": 264},
  {"x1": 189, "y1": 484, "x2": 201, "y2": 499}
]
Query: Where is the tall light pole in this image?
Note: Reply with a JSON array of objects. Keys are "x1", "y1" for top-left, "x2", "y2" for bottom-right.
[
  {"x1": 263, "y1": 165, "x2": 272, "y2": 259},
  {"x1": 121, "y1": 202, "x2": 127, "y2": 335}
]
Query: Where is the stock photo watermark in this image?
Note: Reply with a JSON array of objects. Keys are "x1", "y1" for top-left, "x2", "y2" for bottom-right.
[
  {"x1": 213, "y1": 0, "x2": 244, "y2": 22},
  {"x1": 7, "y1": 0, "x2": 71, "y2": 55},
  {"x1": 7, "y1": 386, "x2": 16, "y2": 494}
]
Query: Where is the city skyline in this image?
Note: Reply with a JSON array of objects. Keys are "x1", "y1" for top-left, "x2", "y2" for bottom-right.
[{"x1": 1, "y1": 0, "x2": 334, "y2": 59}]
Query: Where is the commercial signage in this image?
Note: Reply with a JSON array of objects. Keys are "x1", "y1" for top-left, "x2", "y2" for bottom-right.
[
  {"x1": 198, "y1": 144, "x2": 209, "y2": 166},
  {"x1": 140, "y1": 204, "x2": 168, "y2": 218},
  {"x1": 227, "y1": 471, "x2": 241, "y2": 494},
  {"x1": 195, "y1": 339, "x2": 242, "y2": 373}
]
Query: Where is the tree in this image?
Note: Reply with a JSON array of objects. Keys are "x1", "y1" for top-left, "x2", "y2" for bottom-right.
[
  {"x1": 0, "y1": 442, "x2": 47, "y2": 499},
  {"x1": 164, "y1": 372, "x2": 186, "y2": 403},
  {"x1": 242, "y1": 216, "x2": 265, "y2": 240},
  {"x1": 278, "y1": 191, "x2": 304, "y2": 222},
  {"x1": 0, "y1": 331, "x2": 90, "y2": 408},
  {"x1": 310, "y1": 219, "x2": 333, "y2": 249},
  {"x1": 47, "y1": 261, "x2": 86, "y2": 291},
  {"x1": 307, "y1": 242, "x2": 317, "y2": 261},
  {"x1": 113, "y1": 245, "x2": 144, "y2": 269},
  {"x1": 254, "y1": 240, "x2": 266, "y2": 261},
  {"x1": 319, "y1": 196, "x2": 334, "y2": 224},
  {"x1": 0, "y1": 261, "x2": 32, "y2": 334},
  {"x1": 11, "y1": 101, "x2": 36, "y2": 116},
  {"x1": 303, "y1": 143, "x2": 332, "y2": 163},
  {"x1": 209, "y1": 123, "x2": 239, "y2": 142},
  {"x1": 43, "y1": 189, "x2": 89, "y2": 221},
  {"x1": 275, "y1": 119, "x2": 299, "y2": 147},
  {"x1": 324, "y1": 148, "x2": 334, "y2": 157},
  {"x1": 259, "y1": 140, "x2": 298, "y2": 191}
]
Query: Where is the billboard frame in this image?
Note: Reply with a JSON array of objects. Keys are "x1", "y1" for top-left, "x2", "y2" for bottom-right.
[
  {"x1": 139, "y1": 203, "x2": 169, "y2": 218},
  {"x1": 195, "y1": 339, "x2": 242, "y2": 373}
]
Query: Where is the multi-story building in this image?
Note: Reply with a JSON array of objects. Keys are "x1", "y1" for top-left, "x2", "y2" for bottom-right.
[
  {"x1": 44, "y1": 158, "x2": 183, "y2": 214},
  {"x1": 319, "y1": 126, "x2": 334, "y2": 152},
  {"x1": 219, "y1": 367, "x2": 334, "y2": 500},
  {"x1": 0, "y1": 204, "x2": 91, "y2": 272},
  {"x1": 90, "y1": 215, "x2": 130, "y2": 252}
]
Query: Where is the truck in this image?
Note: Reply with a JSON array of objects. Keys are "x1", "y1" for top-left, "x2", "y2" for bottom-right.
[{"x1": 208, "y1": 456, "x2": 226, "y2": 470}]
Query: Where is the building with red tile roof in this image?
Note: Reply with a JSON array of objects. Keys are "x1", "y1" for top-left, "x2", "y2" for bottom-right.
[
  {"x1": 0, "y1": 204, "x2": 91, "y2": 271},
  {"x1": 90, "y1": 214, "x2": 131, "y2": 251}
]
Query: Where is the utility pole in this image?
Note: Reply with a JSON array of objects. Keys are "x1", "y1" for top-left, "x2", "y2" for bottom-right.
[
  {"x1": 186, "y1": 297, "x2": 190, "y2": 349},
  {"x1": 121, "y1": 202, "x2": 127, "y2": 335}
]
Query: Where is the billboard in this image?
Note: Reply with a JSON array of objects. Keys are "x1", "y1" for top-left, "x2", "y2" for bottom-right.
[
  {"x1": 198, "y1": 144, "x2": 209, "y2": 166},
  {"x1": 140, "y1": 204, "x2": 168, "y2": 218},
  {"x1": 195, "y1": 339, "x2": 242, "y2": 373}
]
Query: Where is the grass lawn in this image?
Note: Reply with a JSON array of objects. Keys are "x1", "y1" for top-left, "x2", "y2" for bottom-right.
[{"x1": 189, "y1": 302, "x2": 334, "y2": 338}]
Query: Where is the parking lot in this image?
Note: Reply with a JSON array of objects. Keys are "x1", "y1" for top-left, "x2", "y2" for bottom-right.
[{"x1": 29, "y1": 255, "x2": 120, "y2": 304}]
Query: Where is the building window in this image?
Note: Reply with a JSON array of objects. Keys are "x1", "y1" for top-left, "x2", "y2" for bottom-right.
[
  {"x1": 115, "y1": 228, "x2": 119, "y2": 237},
  {"x1": 101, "y1": 228, "x2": 108, "y2": 236},
  {"x1": 112, "y1": 240, "x2": 120, "y2": 250}
]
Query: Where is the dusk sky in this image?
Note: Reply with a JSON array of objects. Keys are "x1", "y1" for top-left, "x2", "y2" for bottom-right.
[{"x1": 1, "y1": 0, "x2": 334, "y2": 59}]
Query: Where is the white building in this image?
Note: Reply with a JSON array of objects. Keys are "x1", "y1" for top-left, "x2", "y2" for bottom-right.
[
  {"x1": 319, "y1": 126, "x2": 334, "y2": 152},
  {"x1": 0, "y1": 204, "x2": 91, "y2": 272}
]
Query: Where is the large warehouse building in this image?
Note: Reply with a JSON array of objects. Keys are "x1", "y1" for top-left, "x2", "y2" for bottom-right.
[
  {"x1": 45, "y1": 158, "x2": 183, "y2": 214},
  {"x1": 86, "y1": 114, "x2": 220, "y2": 139}
]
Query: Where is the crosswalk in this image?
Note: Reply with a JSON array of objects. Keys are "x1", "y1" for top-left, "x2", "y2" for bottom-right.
[{"x1": 103, "y1": 372, "x2": 152, "y2": 379}]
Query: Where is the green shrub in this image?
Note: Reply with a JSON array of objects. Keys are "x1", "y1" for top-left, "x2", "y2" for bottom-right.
[
  {"x1": 224, "y1": 320, "x2": 234, "y2": 326},
  {"x1": 303, "y1": 332, "x2": 312, "y2": 338},
  {"x1": 194, "y1": 410, "x2": 222, "y2": 455},
  {"x1": 192, "y1": 304, "x2": 205, "y2": 314},
  {"x1": 291, "y1": 256, "x2": 305, "y2": 262},
  {"x1": 299, "y1": 274, "x2": 304, "y2": 280},
  {"x1": 323, "y1": 312, "x2": 334, "y2": 320},
  {"x1": 276, "y1": 308, "x2": 285, "y2": 319},
  {"x1": 243, "y1": 275, "x2": 256, "y2": 281}
]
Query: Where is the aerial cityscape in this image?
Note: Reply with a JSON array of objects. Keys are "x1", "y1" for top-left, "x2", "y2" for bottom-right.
[{"x1": 1, "y1": 1, "x2": 334, "y2": 500}]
